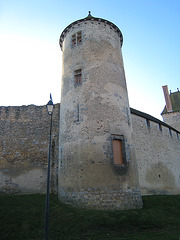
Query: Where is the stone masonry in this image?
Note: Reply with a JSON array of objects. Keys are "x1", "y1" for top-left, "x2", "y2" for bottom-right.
[
  {"x1": 0, "y1": 104, "x2": 59, "y2": 194},
  {"x1": 0, "y1": 14, "x2": 179, "y2": 211},
  {"x1": 58, "y1": 13, "x2": 143, "y2": 210}
]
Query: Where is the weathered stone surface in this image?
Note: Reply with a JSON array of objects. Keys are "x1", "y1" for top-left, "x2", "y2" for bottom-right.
[
  {"x1": 59, "y1": 17, "x2": 142, "y2": 210},
  {"x1": 58, "y1": 186, "x2": 142, "y2": 210},
  {"x1": 1, "y1": 101, "x2": 179, "y2": 199},
  {"x1": 0, "y1": 104, "x2": 60, "y2": 194},
  {"x1": 0, "y1": 14, "x2": 179, "y2": 212},
  {"x1": 131, "y1": 112, "x2": 180, "y2": 195}
]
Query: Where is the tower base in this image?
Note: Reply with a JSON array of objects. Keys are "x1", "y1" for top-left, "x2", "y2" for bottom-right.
[{"x1": 58, "y1": 186, "x2": 143, "y2": 210}]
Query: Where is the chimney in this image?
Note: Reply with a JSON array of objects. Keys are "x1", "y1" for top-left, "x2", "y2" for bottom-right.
[{"x1": 162, "y1": 85, "x2": 173, "y2": 112}]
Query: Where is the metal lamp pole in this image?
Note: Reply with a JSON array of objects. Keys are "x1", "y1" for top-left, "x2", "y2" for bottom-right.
[{"x1": 43, "y1": 94, "x2": 54, "y2": 240}]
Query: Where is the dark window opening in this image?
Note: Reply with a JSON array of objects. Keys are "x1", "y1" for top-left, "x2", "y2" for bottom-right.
[
  {"x1": 72, "y1": 31, "x2": 82, "y2": 46},
  {"x1": 146, "y1": 119, "x2": 150, "y2": 127},
  {"x1": 77, "y1": 31, "x2": 82, "y2": 43},
  {"x1": 76, "y1": 104, "x2": 80, "y2": 122},
  {"x1": 159, "y1": 124, "x2": 162, "y2": 131},
  {"x1": 74, "y1": 69, "x2": 82, "y2": 84},
  {"x1": 72, "y1": 34, "x2": 76, "y2": 45},
  {"x1": 169, "y1": 128, "x2": 172, "y2": 136}
]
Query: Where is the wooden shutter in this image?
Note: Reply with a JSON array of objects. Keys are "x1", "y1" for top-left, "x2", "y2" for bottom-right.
[
  {"x1": 74, "y1": 69, "x2": 82, "y2": 84},
  {"x1": 113, "y1": 139, "x2": 123, "y2": 165}
]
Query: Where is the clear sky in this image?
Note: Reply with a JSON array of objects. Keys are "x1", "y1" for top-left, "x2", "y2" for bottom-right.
[{"x1": 0, "y1": 0, "x2": 179, "y2": 120}]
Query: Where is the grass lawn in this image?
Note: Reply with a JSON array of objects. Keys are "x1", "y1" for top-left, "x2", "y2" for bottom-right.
[{"x1": 0, "y1": 194, "x2": 180, "y2": 240}]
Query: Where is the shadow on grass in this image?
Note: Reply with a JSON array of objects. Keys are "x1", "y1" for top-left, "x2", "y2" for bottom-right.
[{"x1": 0, "y1": 194, "x2": 180, "y2": 240}]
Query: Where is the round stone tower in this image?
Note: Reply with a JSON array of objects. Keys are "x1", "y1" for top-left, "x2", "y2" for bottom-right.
[{"x1": 58, "y1": 12, "x2": 142, "y2": 210}]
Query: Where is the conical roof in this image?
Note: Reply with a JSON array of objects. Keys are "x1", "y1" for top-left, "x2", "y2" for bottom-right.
[{"x1": 59, "y1": 12, "x2": 123, "y2": 50}]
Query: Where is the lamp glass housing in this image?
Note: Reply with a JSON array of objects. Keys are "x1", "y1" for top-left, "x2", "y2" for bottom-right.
[{"x1": 47, "y1": 100, "x2": 54, "y2": 115}]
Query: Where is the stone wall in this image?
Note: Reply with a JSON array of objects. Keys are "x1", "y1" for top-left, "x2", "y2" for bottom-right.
[
  {"x1": 0, "y1": 104, "x2": 60, "y2": 194},
  {"x1": 131, "y1": 109, "x2": 180, "y2": 195},
  {"x1": 0, "y1": 102, "x2": 180, "y2": 198}
]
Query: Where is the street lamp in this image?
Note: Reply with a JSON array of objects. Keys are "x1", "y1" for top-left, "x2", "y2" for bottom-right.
[{"x1": 43, "y1": 94, "x2": 54, "y2": 240}]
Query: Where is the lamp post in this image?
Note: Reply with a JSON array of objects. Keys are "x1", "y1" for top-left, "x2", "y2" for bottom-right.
[{"x1": 43, "y1": 94, "x2": 54, "y2": 240}]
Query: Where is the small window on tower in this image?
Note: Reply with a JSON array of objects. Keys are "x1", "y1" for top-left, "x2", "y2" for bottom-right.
[
  {"x1": 74, "y1": 69, "x2": 82, "y2": 84},
  {"x1": 72, "y1": 31, "x2": 82, "y2": 46},
  {"x1": 72, "y1": 34, "x2": 76, "y2": 45},
  {"x1": 113, "y1": 139, "x2": 123, "y2": 165},
  {"x1": 112, "y1": 135, "x2": 128, "y2": 174},
  {"x1": 77, "y1": 31, "x2": 82, "y2": 43}
]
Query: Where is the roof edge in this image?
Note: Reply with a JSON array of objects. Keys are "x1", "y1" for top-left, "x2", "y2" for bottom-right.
[
  {"x1": 59, "y1": 14, "x2": 123, "y2": 50},
  {"x1": 130, "y1": 107, "x2": 180, "y2": 133}
]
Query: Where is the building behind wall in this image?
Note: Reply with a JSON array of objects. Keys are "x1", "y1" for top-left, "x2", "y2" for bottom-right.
[{"x1": 161, "y1": 85, "x2": 180, "y2": 131}]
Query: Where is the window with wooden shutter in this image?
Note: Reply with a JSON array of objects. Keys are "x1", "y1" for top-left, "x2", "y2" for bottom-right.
[
  {"x1": 74, "y1": 69, "x2": 82, "y2": 84},
  {"x1": 113, "y1": 139, "x2": 123, "y2": 165},
  {"x1": 112, "y1": 135, "x2": 128, "y2": 174}
]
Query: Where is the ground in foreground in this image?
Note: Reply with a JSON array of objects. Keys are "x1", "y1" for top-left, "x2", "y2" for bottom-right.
[{"x1": 0, "y1": 194, "x2": 180, "y2": 240}]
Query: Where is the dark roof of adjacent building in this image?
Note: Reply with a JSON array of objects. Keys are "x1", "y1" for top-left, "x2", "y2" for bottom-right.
[{"x1": 162, "y1": 90, "x2": 180, "y2": 114}]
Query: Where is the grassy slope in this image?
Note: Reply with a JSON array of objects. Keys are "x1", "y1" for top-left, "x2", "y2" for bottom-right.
[{"x1": 0, "y1": 194, "x2": 180, "y2": 240}]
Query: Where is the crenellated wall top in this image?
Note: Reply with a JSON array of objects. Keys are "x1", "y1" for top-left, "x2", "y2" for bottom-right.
[{"x1": 130, "y1": 107, "x2": 180, "y2": 135}]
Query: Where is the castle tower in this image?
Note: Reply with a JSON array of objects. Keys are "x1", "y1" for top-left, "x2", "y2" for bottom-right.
[{"x1": 58, "y1": 13, "x2": 142, "y2": 210}]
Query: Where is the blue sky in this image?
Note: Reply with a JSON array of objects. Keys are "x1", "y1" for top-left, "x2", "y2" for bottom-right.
[{"x1": 0, "y1": 0, "x2": 179, "y2": 119}]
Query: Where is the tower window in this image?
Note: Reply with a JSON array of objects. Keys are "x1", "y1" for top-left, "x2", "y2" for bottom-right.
[
  {"x1": 113, "y1": 139, "x2": 123, "y2": 165},
  {"x1": 72, "y1": 31, "x2": 82, "y2": 46},
  {"x1": 74, "y1": 69, "x2": 82, "y2": 84},
  {"x1": 112, "y1": 135, "x2": 128, "y2": 174}
]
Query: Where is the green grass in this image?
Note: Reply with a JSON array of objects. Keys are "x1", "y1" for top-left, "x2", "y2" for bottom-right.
[{"x1": 0, "y1": 194, "x2": 180, "y2": 240}]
